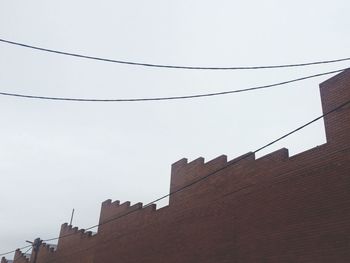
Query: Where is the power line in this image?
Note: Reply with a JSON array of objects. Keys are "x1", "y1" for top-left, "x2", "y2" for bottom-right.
[
  {"x1": 0, "y1": 38, "x2": 350, "y2": 70},
  {"x1": 0, "y1": 68, "x2": 348, "y2": 102},
  {"x1": 42, "y1": 96, "x2": 350, "y2": 244}
]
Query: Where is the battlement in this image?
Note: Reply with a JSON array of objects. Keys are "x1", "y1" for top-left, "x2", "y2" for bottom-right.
[
  {"x1": 39, "y1": 243, "x2": 56, "y2": 254},
  {"x1": 170, "y1": 153, "x2": 252, "y2": 192},
  {"x1": 30, "y1": 242, "x2": 57, "y2": 263},
  {"x1": 169, "y1": 148, "x2": 290, "y2": 204},
  {"x1": 98, "y1": 199, "x2": 157, "y2": 231},
  {"x1": 13, "y1": 249, "x2": 30, "y2": 263},
  {"x1": 256, "y1": 148, "x2": 289, "y2": 162},
  {"x1": 56, "y1": 223, "x2": 96, "y2": 253},
  {"x1": 59, "y1": 223, "x2": 95, "y2": 241}
]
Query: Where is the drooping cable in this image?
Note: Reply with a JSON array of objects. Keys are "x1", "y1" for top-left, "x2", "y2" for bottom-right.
[
  {"x1": 0, "y1": 38, "x2": 349, "y2": 70},
  {"x1": 0, "y1": 68, "x2": 348, "y2": 102}
]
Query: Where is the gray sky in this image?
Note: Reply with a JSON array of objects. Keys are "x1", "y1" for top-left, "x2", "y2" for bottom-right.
[{"x1": 1, "y1": 0, "x2": 349, "y2": 258}]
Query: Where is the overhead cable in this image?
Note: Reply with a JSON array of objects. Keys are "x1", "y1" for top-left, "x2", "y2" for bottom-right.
[
  {"x1": 42, "y1": 96, "x2": 350, "y2": 244},
  {"x1": 0, "y1": 38, "x2": 350, "y2": 70},
  {"x1": 0, "y1": 68, "x2": 348, "y2": 102}
]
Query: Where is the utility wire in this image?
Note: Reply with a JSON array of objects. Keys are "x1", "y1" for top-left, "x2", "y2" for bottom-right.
[
  {"x1": 0, "y1": 38, "x2": 350, "y2": 70},
  {"x1": 42, "y1": 96, "x2": 350, "y2": 243},
  {"x1": 0, "y1": 68, "x2": 348, "y2": 102}
]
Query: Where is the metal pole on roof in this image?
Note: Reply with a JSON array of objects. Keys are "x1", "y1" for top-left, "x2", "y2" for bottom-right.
[{"x1": 69, "y1": 208, "x2": 75, "y2": 226}]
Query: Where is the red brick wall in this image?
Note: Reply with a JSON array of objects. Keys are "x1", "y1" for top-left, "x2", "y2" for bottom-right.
[
  {"x1": 13, "y1": 69, "x2": 350, "y2": 263},
  {"x1": 91, "y1": 70, "x2": 350, "y2": 262}
]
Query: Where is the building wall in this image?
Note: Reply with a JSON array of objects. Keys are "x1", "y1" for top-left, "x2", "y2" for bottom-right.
[{"x1": 8, "y1": 69, "x2": 350, "y2": 262}]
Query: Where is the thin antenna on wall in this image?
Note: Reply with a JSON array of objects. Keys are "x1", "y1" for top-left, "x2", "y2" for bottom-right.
[{"x1": 69, "y1": 209, "x2": 75, "y2": 226}]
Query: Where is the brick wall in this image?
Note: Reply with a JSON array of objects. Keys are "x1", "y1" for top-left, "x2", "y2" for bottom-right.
[{"x1": 8, "y1": 69, "x2": 350, "y2": 262}]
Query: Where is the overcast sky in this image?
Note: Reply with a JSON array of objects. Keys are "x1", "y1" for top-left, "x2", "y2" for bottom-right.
[{"x1": 1, "y1": 0, "x2": 349, "y2": 259}]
